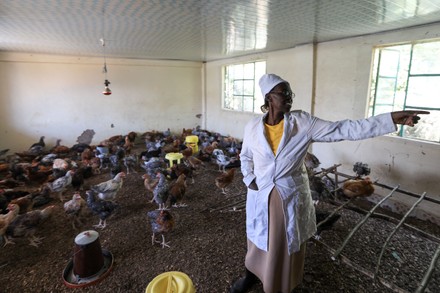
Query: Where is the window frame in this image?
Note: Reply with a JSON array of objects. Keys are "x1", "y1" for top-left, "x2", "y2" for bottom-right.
[
  {"x1": 369, "y1": 39, "x2": 440, "y2": 143},
  {"x1": 222, "y1": 60, "x2": 266, "y2": 113}
]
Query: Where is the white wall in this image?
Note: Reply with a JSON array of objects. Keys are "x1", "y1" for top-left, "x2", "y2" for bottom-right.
[
  {"x1": 312, "y1": 24, "x2": 440, "y2": 220},
  {"x1": 204, "y1": 44, "x2": 314, "y2": 139},
  {"x1": 0, "y1": 53, "x2": 203, "y2": 151},
  {"x1": 204, "y1": 24, "x2": 440, "y2": 222}
]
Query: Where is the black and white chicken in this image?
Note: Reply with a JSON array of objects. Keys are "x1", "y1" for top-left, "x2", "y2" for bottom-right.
[
  {"x1": 86, "y1": 190, "x2": 119, "y2": 229},
  {"x1": 147, "y1": 209, "x2": 174, "y2": 248}
]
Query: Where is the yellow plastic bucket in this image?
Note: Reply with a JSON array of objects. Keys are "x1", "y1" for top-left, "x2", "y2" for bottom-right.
[
  {"x1": 185, "y1": 135, "x2": 199, "y2": 153},
  {"x1": 146, "y1": 271, "x2": 195, "y2": 293}
]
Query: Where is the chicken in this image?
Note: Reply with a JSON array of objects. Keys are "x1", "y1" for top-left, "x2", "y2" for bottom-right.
[
  {"x1": 123, "y1": 154, "x2": 137, "y2": 174},
  {"x1": 215, "y1": 168, "x2": 236, "y2": 194},
  {"x1": 212, "y1": 149, "x2": 233, "y2": 172},
  {"x1": 123, "y1": 135, "x2": 134, "y2": 154},
  {"x1": 180, "y1": 146, "x2": 193, "y2": 158},
  {"x1": 170, "y1": 163, "x2": 195, "y2": 184},
  {"x1": 152, "y1": 172, "x2": 169, "y2": 210},
  {"x1": 314, "y1": 211, "x2": 341, "y2": 240},
  {"x1": 10, "y1": 194, "x2": 34, "y2": 214},
  {"x1": 50, "y1": 139, "x2": 70, "y2": 155},
  {"x1": 304, "y1": 151, "x2": 321, "y2": 176},
  {"x1": 168, "y1": 174, "x2": 187, "y2": 207},
  {"x1": 0, "y1": 178, "x2": 25, "y2": 189},
  {"x1": 142, "y1": 173, "x2": 159, "y2": 199},
  {"x1": 31, "y1": 185, "x2": 53, "y2": 208},
  {"x1": 91, "y1": 172, "x2": 126, "y2": 201},
  {"x1": 47, "y1": 169, "x2": 74, "y2": 201},
  {"x1": 64, "y1": 192, "x2": 87, "y2": 229},
  {"x1": 147, "y1": 209, "x2": 174, "y2": 248},
  {"x1": 0, "y1": 204, "x2": 20, "y2": 246},
  {"x1": 71, "y1": 166, "x2": 93, "y2": 191},
  {"x1": 5, "y1": 205, "x2": 55, "y2": 247},
  {"x1": 80, "y1": 148, "x2": 94, "y2": 163},
  {"x1": 353, "y1": 162, "x2": 371, "y2": 177},
  {"x1": 85, "y1": 190, "x2": 119, "y2": 229},
  {"x1": 342, "y1": 177, "x2": 374, "y2": 198},
  {"x1": 183, "y1": 155, "x2": 204, "y2": 170},
  {"x1": 28, "y1": 136, "x2": 46, "y2": 155}
]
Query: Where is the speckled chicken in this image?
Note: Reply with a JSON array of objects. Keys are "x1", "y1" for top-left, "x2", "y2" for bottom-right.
[
  {"x1": 152, "y1": 172, "x2": 169, "y2": 210},
  {"x1": 64, "y1": 192, "x2": 87, "y2": 229},
  {"x1": 86, "y1": 190, "x2": 119, "y2": 229},
  {"x1": 215, "y1": 168, "x2": 236, "y2": 194},
  {"x1": 48, "y1": 169, "x2": 74, "y2": 201},
  {"x1": 147, "y1": 209, "x2": 174, "y2": 248},
  {"x1": 91, "y1": 172, "x2": 126, "y2": 201},
  {"x1": 5, "y1": 205, "x2": 56, "y2": 247}
]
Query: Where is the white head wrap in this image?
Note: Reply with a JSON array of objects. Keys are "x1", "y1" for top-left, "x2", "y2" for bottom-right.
[{"x1": 258, "y1": 74, "x2": 289, "y2": 97}]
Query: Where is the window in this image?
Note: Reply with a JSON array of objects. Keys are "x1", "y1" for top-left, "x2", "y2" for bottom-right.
[
  {"x1": 369, "y1": 40, "x2": 440, "y2": 143},
  {"x1": 223, "y1": 61, "x2": 266, "y2": 113}
]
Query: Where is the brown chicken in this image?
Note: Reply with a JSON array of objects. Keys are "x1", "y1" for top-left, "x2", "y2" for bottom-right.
[
  {"x1": 0, "y1": 204, "x2": 20, "y2": 245},
  {"x1": 50, "y1": 139, "x2": 70, "y2": 154},
  {"x1": 180, "y1": 146, "x2": 193, "y2": 158},
  {"x1": 168, "y1": 174, "x2": 187, "y2": 207},
  {"x1": 147, "y1": 209, "x2": 175, "y2": 248},
  {"x1": 5, "y1": 205, "x2": 56, "y2": 247},
  {"x1": 142, "y1": 173, "x2": 159, "y2": 200},
  {"x1": 215, "y1": 168, "x2": 236, "y2": 194},
  {"x1": 184, "y1": 156, "x2": 204, "y2": 170},
  {"x1": 10, "y1": 194, "x2": 34, "y2": 214},
  {"x1": 342, "y1": 177, "x2": 375, "y2": 198},
  {"x1": 170, "y1": 163, "x2": 194, "y2": 184}
]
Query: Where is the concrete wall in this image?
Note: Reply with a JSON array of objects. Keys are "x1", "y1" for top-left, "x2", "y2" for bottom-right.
[
  {"x1": 204, "y1": 24, "x2": 440, "y2": 222},
  {"x1": 0, "y1": 53, "x2": 203, "y2": 151}
]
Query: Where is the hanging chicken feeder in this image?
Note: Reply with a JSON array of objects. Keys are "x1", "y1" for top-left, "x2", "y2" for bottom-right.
[{"x1": 62, "y1": 230, "x2": 114, "y2": 288}]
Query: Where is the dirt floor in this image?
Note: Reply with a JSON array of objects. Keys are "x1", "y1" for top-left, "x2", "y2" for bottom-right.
[{"x1": 1, "y1": 144, "x2": 440, "y2": 293}]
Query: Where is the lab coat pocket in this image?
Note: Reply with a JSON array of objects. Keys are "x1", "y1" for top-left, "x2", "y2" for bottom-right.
[{"x1": 246, "y1": 189, "x2": 258, "y2": 235}]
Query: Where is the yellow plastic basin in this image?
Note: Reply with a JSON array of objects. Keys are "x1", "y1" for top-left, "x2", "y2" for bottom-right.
[{"x1": 146, "y1": 271, "x2": 195, "y2": 293}]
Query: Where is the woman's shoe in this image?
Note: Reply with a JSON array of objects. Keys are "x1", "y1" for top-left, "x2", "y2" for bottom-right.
[{"x1": 230, "y1": 269, "x2": 258, "y2": 293}]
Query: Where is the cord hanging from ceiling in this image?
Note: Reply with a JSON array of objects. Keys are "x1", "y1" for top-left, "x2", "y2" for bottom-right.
[
  {"x1": 101, "y1": 4, "x2": 111, "y2": 95},
  {"x1": 101, "y1": 38, "x2": 111, "y2": 95}
]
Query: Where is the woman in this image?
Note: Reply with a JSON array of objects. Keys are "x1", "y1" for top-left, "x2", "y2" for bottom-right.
[{"x1": 231, "y1": 73, "x2": 429, "y2": 293}]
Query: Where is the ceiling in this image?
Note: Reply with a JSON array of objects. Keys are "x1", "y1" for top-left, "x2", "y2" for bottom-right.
[{"x1": 1, "y1": 0, "x2": 440, "y2": 62}]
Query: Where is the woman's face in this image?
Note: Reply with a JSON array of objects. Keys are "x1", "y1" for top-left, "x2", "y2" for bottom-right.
[{"x1": 267, "y1": 82, "x2": 293, "y2": 113}]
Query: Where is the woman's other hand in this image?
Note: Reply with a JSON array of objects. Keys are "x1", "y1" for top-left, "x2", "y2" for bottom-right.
[{"x1": 249, "y1": 180, "x2": 259, "y2": 191}]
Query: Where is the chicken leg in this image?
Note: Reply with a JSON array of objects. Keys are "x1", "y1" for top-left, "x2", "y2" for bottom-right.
[{"x1": 93, "y1": 219, "x2": 107, "y2": 229}]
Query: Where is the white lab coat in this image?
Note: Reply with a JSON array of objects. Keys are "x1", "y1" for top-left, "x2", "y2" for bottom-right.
[{"x1": 240, "y1": 110, "x2": 396, "y2": 254}]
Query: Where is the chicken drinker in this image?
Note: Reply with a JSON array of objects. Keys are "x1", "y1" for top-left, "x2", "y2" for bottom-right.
[
  {"x1": 165, "y1": 152, "x2": 183, "y2": 168},
  {"x1": 146, "y1": 271, "x2": 195, "y2": 293},
  {"x1": 62, "y1": 230, "x2": 114, "y2": 288},
  {"x1": 185, "y1": 135, "x2": 199, "y2": 153}
]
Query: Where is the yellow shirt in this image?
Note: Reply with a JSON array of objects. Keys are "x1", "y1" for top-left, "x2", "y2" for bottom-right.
[{"x1": 264, "y1": 119, "x2": 284, "y2": 155}]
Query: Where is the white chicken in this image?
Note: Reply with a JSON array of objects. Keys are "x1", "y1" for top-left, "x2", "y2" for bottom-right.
[
  {"x1": 91, "y1": 172, "x2": 126, "y2": 201},
  {"x1": 48, "y1": 170, "x2": 74, "y2": 201}
]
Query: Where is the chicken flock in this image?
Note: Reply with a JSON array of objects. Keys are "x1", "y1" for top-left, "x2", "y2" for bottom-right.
[
  {"x1": 0, "y1": 128, "x2": 241, "y2": 249},
  {"x1": 0, "y1": 127, "x2": 375, "y2": 250}
]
